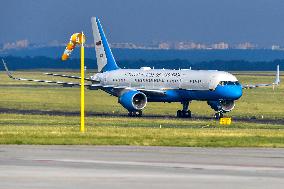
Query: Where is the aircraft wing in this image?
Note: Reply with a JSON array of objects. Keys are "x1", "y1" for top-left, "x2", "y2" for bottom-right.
[
  {"x1": 2, "y1": 59, "x2": 91, "y2": 87},
  {"x1": 242, "y1": 83, "x2": 273, "y2": 89},
  {"x1": 137, "y1": 88, "x2": 166, "y2": 96},
  {"x1": 44, "y1": 73, "x2": 95, "y2": 82},
  {"x1": 242, "y1": 65, "x2": 280, "y2": 89},
  {"x1": 2, "y1": 60, "x2": 165, "y2": 95},
  {"x1": 96, "y1": 85, "x2": 166, "y2": 96}
]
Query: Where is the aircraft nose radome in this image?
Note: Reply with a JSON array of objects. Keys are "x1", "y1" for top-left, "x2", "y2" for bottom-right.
[
  {"x1": 216, "y1": 85, "x2": 242, "y2": 100},
  {"x1": 227, "y1": 86, "x2": 242, "y2": 100}
]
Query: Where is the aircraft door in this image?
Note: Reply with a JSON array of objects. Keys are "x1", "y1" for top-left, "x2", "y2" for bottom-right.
[
  {"x1": 180, "y1": 73, "x2": 191, "y2": 90},
  {"x1": 208, "y1": 75, "x2": 218, "y2": 90},
  {"x1": 102, "y1": 73, "x2": 107, "y2": 85}
]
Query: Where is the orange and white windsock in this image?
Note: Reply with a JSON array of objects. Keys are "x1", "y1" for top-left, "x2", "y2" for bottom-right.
[{"x1": 62, "y1": 32, "x2": 86, "y2": 61}]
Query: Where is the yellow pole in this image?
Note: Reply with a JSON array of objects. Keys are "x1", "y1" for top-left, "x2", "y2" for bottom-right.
[{"x1": 80, "y1": 32, "x2": 85, "y2": 133}]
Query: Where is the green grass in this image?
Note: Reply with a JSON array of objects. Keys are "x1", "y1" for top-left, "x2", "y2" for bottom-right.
[
  {"x1": 1, "y1": 126, "x2": 284, "y2": 147},
  {"x1": 0, "y1": 71, "x2": 283, "y2": 147},
  {"x1": 1, "y1": 71, "x2": 284, "y2": 118}
]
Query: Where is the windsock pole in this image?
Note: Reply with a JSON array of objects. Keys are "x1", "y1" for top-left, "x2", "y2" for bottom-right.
[
  {"x1": 80, "y1": 31, "x2": 85, "y2": 133},
  {"x1": 62, "y1": 32, "x2": 86, "y2": 132}
]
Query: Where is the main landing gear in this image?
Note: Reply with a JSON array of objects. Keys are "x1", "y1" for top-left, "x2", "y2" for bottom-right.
[
  {"x1": 177, "y1": 101, "x2": 192, "y2": 118},
  {"x1": 214, "y1": 112, "x2": 224, "y2": 119},
  {"x1": 128, "y1": 110, "x2": 142, "y2": 117}
]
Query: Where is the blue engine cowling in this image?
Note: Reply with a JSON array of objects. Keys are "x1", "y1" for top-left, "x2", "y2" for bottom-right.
[
  {"x1": 119, "y1": 90, "x2": 147, "y2": 112},
  {"x1": 207, "y1": 100, "x2": 235, "y2": 112}
]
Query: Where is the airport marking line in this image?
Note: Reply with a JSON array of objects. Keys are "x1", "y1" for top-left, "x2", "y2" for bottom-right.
[{"x1": 29, "y1": 158, "x2": 284, "y2": 171}]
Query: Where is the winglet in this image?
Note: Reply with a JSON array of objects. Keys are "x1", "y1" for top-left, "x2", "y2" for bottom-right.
[
  {"x1": 1, "y1": 59, "x2": 14, "y2": 79},
  {"x1": 274, "y1": 65, "x2": 280, "y2": 85}
]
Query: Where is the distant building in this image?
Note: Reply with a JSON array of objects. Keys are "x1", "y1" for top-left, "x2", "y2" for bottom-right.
[
  {"x1": 3, "y1": 39, "x2": 29, "y2": 50},
  {"x1": 212, "y1": 42, "x2": 229, "y2": 49},
  {"x1": 47, "y1": 40, "x2": 65, "y2": 47},
  {"x1": 110, "y1": 42, "x2": 137, "y2": 49},
  {"x1": 174, "y1": 42, "x2": 186, "y2": 49},
  {"x1": 22, "y1": 40, "x2": 281, "y2": 50},
  {"x1": 158, "y1": 42, "x2": 171, "y2": 49},
  {"x1": 173, "y1": 42, "x2": 207, "y2": 50},
  {"x1": 272, "y1": 45, "x2": 281, "y2": 50},
  {"x1": 236, "y1": 42, "x2": 256, "y2": 49},
  {"x1": 194, "y1": 43, "x2": 207, "y2": 49}
]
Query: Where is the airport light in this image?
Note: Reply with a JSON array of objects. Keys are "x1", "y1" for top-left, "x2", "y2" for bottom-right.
[{"x1": 62, "y1": 32, "x2": 86, "y2": 133}]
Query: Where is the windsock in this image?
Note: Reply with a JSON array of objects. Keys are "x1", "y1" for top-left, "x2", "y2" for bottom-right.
[{"x1": 62, "y1": 33, "x2": 86, "y2": 61}]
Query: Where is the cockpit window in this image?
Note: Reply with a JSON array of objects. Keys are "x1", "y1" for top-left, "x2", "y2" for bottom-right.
[{"x1": 219, "y1": 81, "x2": 240, "y2": 86}]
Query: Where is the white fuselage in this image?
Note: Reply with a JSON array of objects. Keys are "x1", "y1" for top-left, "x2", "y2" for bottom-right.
[{"x1": 95, "y1": 68, "x2": 238, "y2": 91}]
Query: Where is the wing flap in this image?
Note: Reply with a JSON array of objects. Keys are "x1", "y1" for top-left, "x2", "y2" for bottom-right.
[{"x1": 137, "y1": 88, "x2": 166, "y2": 96}]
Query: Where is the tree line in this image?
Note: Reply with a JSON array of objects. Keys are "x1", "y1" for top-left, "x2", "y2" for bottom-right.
[{"x1": 0, "y1": 56, "x2": 283, "y2": 71}]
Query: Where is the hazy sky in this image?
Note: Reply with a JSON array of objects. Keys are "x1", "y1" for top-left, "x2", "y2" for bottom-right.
[{"x1": 1, "y1": 0, "x2": 284, "y2": 46}]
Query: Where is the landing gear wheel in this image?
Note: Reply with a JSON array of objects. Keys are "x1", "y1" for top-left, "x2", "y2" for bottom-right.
[
  {"x1": 177, "y1": 110, "x2": 182, "y2": 117},
  {"x1": 137, "y1": 110, "x2": 142, "y2": 117},
  {"x1": 128, "y1": 112, "x2": 134, "y2": 117},
  {"x1": 177, "y1": 110, "x2": 192, "y2": 118},
  {"x1": 183, "y1": 110, "x2": 192, "y2": 118},
  {"x1": 177, "y1": 101, "x2": 192, "y2": 118},
  {"x1": 214, "y1": 112, "x2": 224, "y2": 119},
  {"x1": 128, "y1": 111, "x2": 142, "y2": 117}
]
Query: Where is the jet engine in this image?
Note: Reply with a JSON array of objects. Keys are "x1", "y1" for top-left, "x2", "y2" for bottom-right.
[
  {"x1": 119, "y1": 90, "x2": 147, "y2": 111},
  {"x1": 207, "y1": 100, "x2": 235, "y2": 112}
]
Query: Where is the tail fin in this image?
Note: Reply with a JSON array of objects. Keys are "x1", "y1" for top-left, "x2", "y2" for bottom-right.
[
  {"x1": 274, "y1": 65, "x2": 280, "y2": 85},
  {"x1": 91, "y1": 17, "x2": 119, "y2": 72}
]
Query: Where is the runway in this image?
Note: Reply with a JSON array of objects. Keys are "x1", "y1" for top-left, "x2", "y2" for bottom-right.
[{"x1": 0, "y1": 146, "x2": 283, "y2": 189}]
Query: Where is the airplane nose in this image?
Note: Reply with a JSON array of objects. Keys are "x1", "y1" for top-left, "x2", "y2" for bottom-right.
[
  {"x1": 216, "y1": 85, "x2": 242, "y2": 100},
  {"x1": 228, "y1": 86, "x2": 242, "y2": 99}
]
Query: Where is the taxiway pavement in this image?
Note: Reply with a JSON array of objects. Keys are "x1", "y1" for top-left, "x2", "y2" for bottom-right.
[{"x1": 0, "y1": 145, "x2": 283, "y2": 189}]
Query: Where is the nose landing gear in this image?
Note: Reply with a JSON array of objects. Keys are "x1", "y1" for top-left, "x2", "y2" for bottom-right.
[
  {"x1": 214, "y1": 112, "x2": 224, "y2": 119},
  {"x1": 177, "y1": 101, "x2": 192, "y2": 118}
]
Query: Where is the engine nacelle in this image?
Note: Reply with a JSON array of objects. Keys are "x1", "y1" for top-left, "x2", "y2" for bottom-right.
[
  {"x1": 207, "y1": 100, "x2": 235, "y2": 113},
  {"x1": 119, "y1": 90, "x2": 147, "y2": 111}
]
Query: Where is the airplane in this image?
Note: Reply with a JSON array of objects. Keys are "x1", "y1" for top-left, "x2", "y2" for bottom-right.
[{"x1": 2, "y1": 17, "x2": 281, "y2": 119}]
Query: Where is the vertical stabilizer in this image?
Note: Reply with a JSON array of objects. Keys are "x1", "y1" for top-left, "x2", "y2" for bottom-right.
[{"x1": 91, "y1": 17, "x2": 119, "y2": 72}]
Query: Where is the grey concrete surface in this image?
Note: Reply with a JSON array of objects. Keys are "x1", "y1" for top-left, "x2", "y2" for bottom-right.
[{"x1": 0, "y1": 145, "x2": 283, "y2": 189}]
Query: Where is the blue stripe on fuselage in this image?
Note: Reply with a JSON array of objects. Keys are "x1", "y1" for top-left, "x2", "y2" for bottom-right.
[{"x1": 147, "y1": 85, "x2": 242, "y2": 102}]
